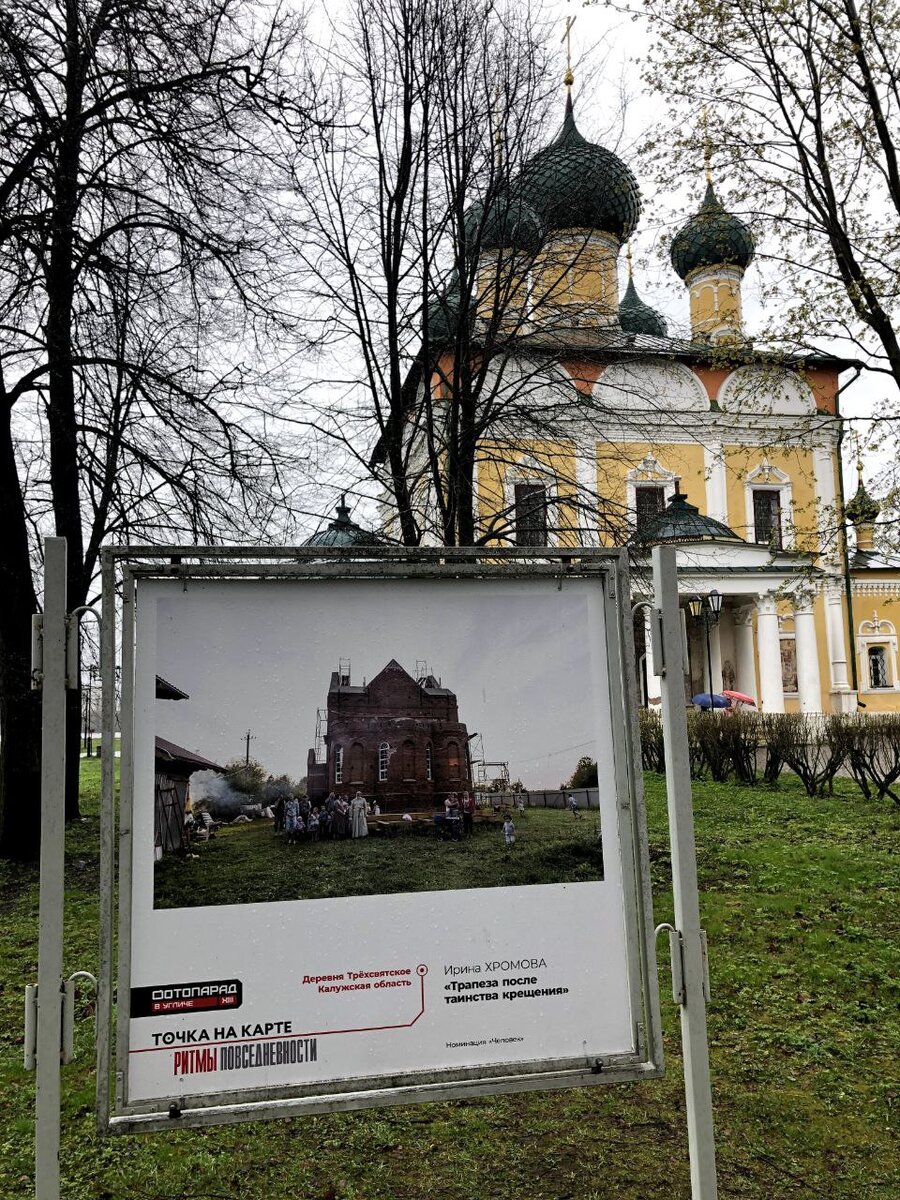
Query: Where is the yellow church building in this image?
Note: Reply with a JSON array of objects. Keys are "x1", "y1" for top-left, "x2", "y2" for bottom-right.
[{"x1": 421, "y1": 81, "x2": 900, "y2": 715}]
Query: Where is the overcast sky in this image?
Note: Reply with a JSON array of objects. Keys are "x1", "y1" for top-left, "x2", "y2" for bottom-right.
[{"x1": 149, "y1": 576, "x2": 612, "y2": 788}]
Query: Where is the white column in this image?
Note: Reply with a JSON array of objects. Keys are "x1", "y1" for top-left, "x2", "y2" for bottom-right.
[
  {"x1": 824, "y1": 579, "x2": 856, "y2": 712},
  {"x1": 644, "y1": 607, "x2": 662, "y2": 705},
  {"x1": 756, "y1": 594, "x2": 785, "y2": 713},
  {"x1": 793, "y1": 596, "x2": 823, "y2": 714},
  {"x1": 704, "y1": 442, "x2": 728, "y2": 525},
  {"x1": 575, "y1": 443, "x2": 600, "y2": 546},
  {"x1": 733, "y1": 605, "x2": 757, "y2": 699},
  {"x1": 709, "y1": 620, "x2": 723, "y2": 694},
  {"x1": 812, "y1": 445, "x2": 840, "y2": 569}
]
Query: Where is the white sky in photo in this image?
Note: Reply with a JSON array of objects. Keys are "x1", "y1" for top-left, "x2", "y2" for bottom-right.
[{"x1": 150, "y1": 576, "x2": 611, "y2": 788}]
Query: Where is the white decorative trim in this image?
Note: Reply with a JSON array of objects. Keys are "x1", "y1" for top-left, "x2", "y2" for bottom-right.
[
  {"x1": 744, "y1": 459, "x2": 795, "y2": 549},
  {"x1": 857, "y1": 612, "x2": 900, "y2": 693},
  {"x1": 852, "y1": 580, "x2": 900, "y2": 596},
  {"x1": 625, "y1": 454, "x2": 677, "y2": 533},
  {"x1": 704, "y1": 442, "x2": 728, "y2": 524},
  {"x1": 503, "y1": 455, "x2": 560, "y2": 546}
]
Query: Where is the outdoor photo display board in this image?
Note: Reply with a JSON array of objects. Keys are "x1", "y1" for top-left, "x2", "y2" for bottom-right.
[{"x1": 101, "y1": 551, "x2": 661, "y2": 1132}]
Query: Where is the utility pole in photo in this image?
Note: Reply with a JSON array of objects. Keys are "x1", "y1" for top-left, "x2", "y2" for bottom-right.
[{"x1": 244, "y1": 730, "x2": 255, "y2": 765}]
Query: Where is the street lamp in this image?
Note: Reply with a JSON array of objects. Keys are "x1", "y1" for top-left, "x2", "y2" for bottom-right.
[{"x1": 689, "y1": 591, "x2": 722, "y2": 707}]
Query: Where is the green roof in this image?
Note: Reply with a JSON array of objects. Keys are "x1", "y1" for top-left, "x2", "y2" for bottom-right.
[
  {"x1": 464, "y1": 191, "x2": 545, "y2": 254},
  {"x1": 305, "y1": 497, "x2": 383, "y2": 548},
  {"x1": 629, "y1": 490, "x2": 744, "y2": 545},
  {"x1": 618, "y1": 276, "x2": 668, "y2": 337},
  {"x1": 670, "y1": 182, "x2": 755, "y2": 280},
  {"x1": 518, "y1": 93, "x2": 641, "y2": 240},
  {"x1": 845, "y1": 479, "x2": 880, "y2": 525}
]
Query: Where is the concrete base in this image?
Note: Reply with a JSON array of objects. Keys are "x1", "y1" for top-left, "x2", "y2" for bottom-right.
[{"x1": 829, "y1": 689, "x2": 859, "y2": 714}]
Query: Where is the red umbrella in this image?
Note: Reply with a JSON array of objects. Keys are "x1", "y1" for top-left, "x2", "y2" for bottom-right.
[{"x1": 722, "y1": 689, "x2": 756, "y2": 706}]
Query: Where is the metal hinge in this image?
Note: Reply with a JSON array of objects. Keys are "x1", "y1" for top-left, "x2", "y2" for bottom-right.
[
  {"x1": 30, "y1": 612, "x2": 82, "y2": 690},
  {"x1": 655, "y1": 925, "x2": 711, "y2": 1006},
  {"x1": 24, "y1": 971, "x2": 98, "y2": 1069}
]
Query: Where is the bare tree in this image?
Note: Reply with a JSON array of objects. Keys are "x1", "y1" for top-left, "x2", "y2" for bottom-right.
[
  {"x1": 295, "y1": 0, "x2": 658, "y2": 548},
  {"x1": 0, "y1": 0, "x2": 318, "y2": 858},
  {"x1": 634, "y1": 1, "x2": 899, "y2": 396}
]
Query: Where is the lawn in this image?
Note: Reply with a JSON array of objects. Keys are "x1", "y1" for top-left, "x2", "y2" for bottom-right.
[
  {"x1": 153, "y1": 807, "x2": 605, "y2": 908},
  {"x1": 1, "y1": 759, "x2": 898, "y2": 1199}
]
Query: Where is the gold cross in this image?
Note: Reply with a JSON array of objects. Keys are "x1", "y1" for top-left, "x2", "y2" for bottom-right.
[
  {"x1": 561, "y1": 15, "x2": 576, "y2": 87},
  {"x1": 701, "y1": 105, "x2": 713, "y2": 183}
]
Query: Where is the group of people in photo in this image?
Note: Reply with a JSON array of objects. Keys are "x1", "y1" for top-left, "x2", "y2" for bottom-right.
[{"x1": 275, "y1": 790, "x2": 376, "y2": 844}]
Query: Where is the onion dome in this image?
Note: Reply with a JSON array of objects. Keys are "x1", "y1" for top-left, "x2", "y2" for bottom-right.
[
  {"x1": 629, "y1": 490, "x2": 743, "y2": 545},
  {"x1": 305, "y1": 496, "x2": 382, "y2": 548},
  {"x1": 618, "y1": 275, "x2": 668, "y2": 337},
  {"x1": 463, "y1": 191, "x2": 545, "y2": 255},
  {"x1": 518, "y1": 93, "x2": 641, "y2": 240},
  {"x1": 670, "y1": 182, "x2": 755, "y2": 280},
  {"x1": 845, "y1": 478, "x2": 881, "y2": 526},
  {"x1": 425, "y1": 287, "x2": 461, "y2": 345}
]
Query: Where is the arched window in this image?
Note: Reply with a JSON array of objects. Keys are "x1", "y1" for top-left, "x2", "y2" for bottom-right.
[
  {"x1": 858, "y1": 613, "x2": 899, "y2": 692},
  {"x1": 378, "y1": 741, "x2": 390, "y2": 783},
  {"x1": 334, "y1": 745, "x2": 343, "y2": 785},
  {"x1": 426, "y1": 742, "x2": 433, "y2": 782},
  {"x1": 447, "y1": 740, "x2": 460, "y2": 779},
  {"x1": 349, "y1": 741, "x2": 364, "y2": 783},
  {"x1": 745, "y1": 460, "x2": 794, "y2": 549},
  {"x1": 401, "y1": 739, "x2": 416, "y2": 780}
]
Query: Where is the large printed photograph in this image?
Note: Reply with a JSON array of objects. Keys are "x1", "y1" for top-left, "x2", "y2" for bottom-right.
[{"x1": 150, "y1": 577, "x2": 609, "y2": 908}]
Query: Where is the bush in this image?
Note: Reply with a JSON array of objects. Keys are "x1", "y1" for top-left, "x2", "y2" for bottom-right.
[
  {"x1": 830, "y1": 713, "x2": 900, "y2": 804},
  {"x1": 685, "y1": 711, "x2": 708, "y2": 779},
  {"x1": 777, "y1": 714, "x2": 845, "y2": 797},
  {"x1": 690, "y1": 711, "x2": 732, "y2": 782},
  {"x1": 638, "y1": 709, "x2": 665, "y2": 773},
  {"x1": 561, "y1": 756, "x2": 598, "y2": 789},
  {"x1": 761, "y1": 713, "x2": 792, "y2": 786},
  {"x1": 721, "y1": 711, "x2": 761, "y2": 785}
]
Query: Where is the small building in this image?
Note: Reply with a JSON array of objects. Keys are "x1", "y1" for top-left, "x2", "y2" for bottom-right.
[
  {"x1": 154, "y1": 675, "x2": 226, "y2": 854},
  {"x1": 307, "y1": 659, "x2": 473, "y2": 808}
]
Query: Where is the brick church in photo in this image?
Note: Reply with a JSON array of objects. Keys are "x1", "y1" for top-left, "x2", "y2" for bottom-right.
[{"x1": 306, "y1": 659, "x2": 474, "y2": 807}]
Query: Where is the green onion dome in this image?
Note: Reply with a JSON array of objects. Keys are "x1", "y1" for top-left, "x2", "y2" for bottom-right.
[
  {"x1": 670, "y1": 181, "x2": 755, "y2": 280},
  {"x1": 463, "y1": 191, "x2": 545, "y2": 255},
  {"x1": 845, "y1": 478, "x2": 881, "y2": 526},
  {"x1": 517, "y1": 93, "x2": 641, "y2": 241},
  {"x1": 305, "y1": 497, "x2": 383, "y2": 548},
  {"x1": 618, "y1": 275, "x2": 668, "y2": 337},
  {"x1": 424, "y1": 276, "x2": 476, "y2": 346}
]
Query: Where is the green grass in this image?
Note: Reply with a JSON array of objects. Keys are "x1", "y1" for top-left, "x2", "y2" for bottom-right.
[
  {"x1": 153, "y1": 808, "x2": 605, "y2": 908},
  {"x1": 1, "y1": 760, "x2": 898, "y2": 1199}
]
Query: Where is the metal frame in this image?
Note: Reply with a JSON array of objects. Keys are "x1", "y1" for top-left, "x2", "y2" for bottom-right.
[{"x1": 96, "y1": 544, "x2": 662, "y2": 1135}]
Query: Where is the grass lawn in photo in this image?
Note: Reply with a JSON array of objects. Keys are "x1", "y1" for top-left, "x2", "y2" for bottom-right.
[
  {"x1": 1, "y1": 758, "x2": 898, "y2": 1199},
  {"x1": 153, "y1": 808, "x2": 605, "y2": 908}
]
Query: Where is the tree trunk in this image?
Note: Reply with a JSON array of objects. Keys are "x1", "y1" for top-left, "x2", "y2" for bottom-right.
[{"x1": 0, "y1": 402, "x2": 42, "y2": 859}]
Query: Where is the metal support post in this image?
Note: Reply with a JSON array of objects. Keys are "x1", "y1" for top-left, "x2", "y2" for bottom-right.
[
  {"x1": 35, "y1": 537, "x2": 68, "y2": 1200},
  {"x1": 652, "y1": 545, "x2": 718, "y2": 1199}
]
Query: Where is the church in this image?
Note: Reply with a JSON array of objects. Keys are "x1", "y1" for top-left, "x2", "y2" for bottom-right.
[
  {"x1": 306, "y1": 659, "x2": 473, "y2": 807},
  {"x1": 414, "y1": 73, "x2": 900, "y2": 715}
]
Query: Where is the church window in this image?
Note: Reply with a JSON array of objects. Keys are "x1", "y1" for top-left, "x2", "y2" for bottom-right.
[
  {"x1": 334, "y1": 745, "x2": 343, "y2": 785},
  {"x1": 426, "y1": 742, "x2": 433, "y2": 781},
  {"x1": 514, "y1": 483, "x2": 548, "y2": 546},
  {"x1": 447, "y1": 740, "x2": 461, "y2": 778},
  {"x1": 378, "y1": 742, "x2": 390, "y2": 782},
  {"x1": 635, "y1": 485, "x2": 666, "y2": 532},
  {"x1": 753, "y1": 489, "x2": 783, "y2": 549},
  {"x1": 869, "y1": 646, "x2": 890, "y2": 689},
  {"x1": 349, "y1": 741, "x2": 364, "y2": 783}
]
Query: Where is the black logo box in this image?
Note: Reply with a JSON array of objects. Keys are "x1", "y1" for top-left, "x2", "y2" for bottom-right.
[{"x1": 131, "y1": 979, "x2": 243, "y2": 1018}]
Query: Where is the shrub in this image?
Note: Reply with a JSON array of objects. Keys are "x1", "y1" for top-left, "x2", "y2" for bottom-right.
[
  {"x1": 721, "y1": 711, "x2": 761, "y2": 785},
  {"x1": 761, "y1": 712, "x2": 792, "y2": 786},
  {"x1": 778, "y1": 714, "x2": 845, "y2": 797},
  {"x1": 685, "y1": 711, "x2": 706, "y2": 778},
  {"x1": 831, "y1": 713, "x2": 900, "y2": 804},
  {"x1": 689, "y1": 711, "x2": 732, "y2": 781},
  {"x1": 638, "y1": 709, "x2": 665, "y2": 773}
]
